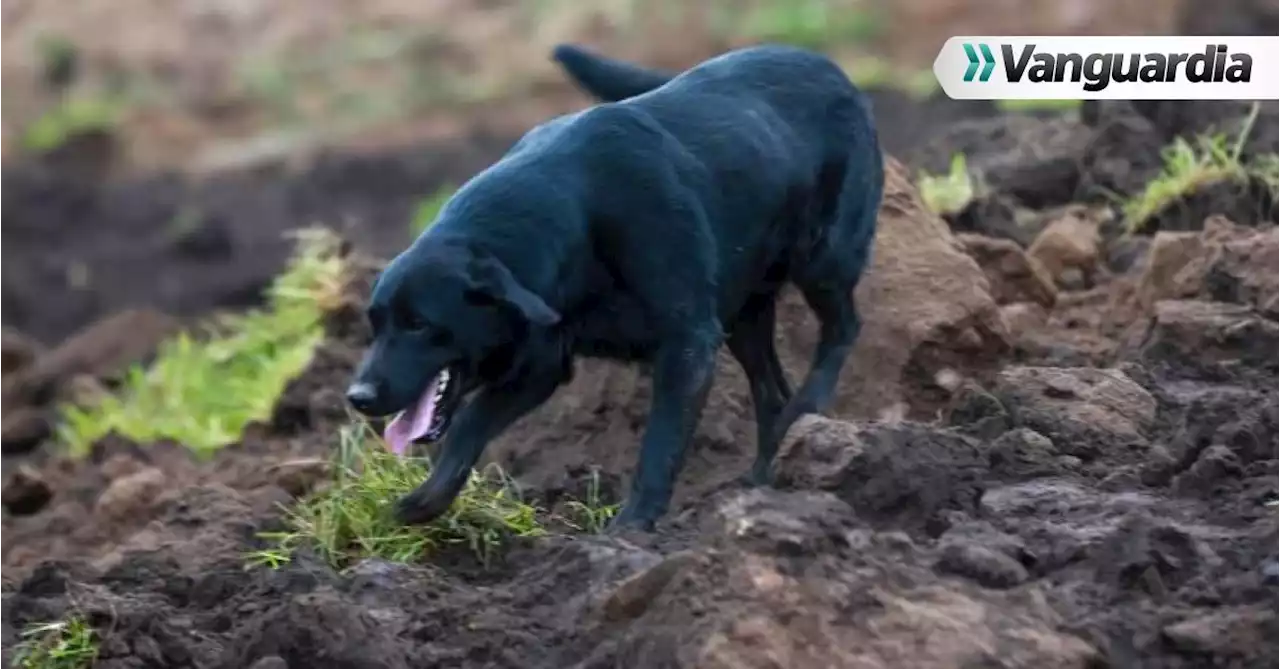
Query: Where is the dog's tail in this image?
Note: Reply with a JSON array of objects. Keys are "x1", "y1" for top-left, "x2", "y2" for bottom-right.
[{"x1": 551, "y1": 44, "x2": 675, "y2": 102}]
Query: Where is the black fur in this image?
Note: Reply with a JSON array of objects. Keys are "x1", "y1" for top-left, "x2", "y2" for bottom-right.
[{"x1": 347, "y1": 43, "x2": 885, "y2": 531}]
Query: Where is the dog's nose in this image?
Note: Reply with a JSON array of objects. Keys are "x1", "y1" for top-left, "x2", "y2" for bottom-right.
[{"x1": 346, "y1": 382, "x2": 379, "y2": 413}]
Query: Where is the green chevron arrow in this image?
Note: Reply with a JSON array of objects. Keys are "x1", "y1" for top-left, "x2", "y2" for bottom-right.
[
  {"x1": 963, "y1": 43, "x2": 980, "y2": 81},
  {"x1": 978, "y1": 43, "x2": 995, "y2": 82},
  {"x1": 962, "y1": 43, "x2": 997, "y2": 82}
]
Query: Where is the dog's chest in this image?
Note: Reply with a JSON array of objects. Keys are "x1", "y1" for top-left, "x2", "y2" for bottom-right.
[{"x1": 565, "y1": 293, "x2": 661, "y2": 362}]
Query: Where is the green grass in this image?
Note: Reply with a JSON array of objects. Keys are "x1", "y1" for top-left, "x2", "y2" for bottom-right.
[
  {"x1": 1122, "y1": 105, "x2": 1272, "y2": 233},
  {"x1": 737, "y1": 0, "x2": 882, "y2": 49},
  {"x1": 21, "y1": 97, "x2": 122, "y2": 153},
  {"x1": 410, "y1": 185, "x2": 457, "y2": 237},
  {"x1": 57, "y1": 228, "x2": 349, "y2": 457},
  {"x1": 1254, "y1": 152, "x2": 1279, "y2": 201},
  {"x1": 994, "y1": 99, "x2": 1083, "y2": 113},
  {"x1": 562, "y1": 469, "x2": 619, "y2": 533},
  {"x1": 10, "y1": 617, "x2": 98, "y2": 669},
  {"x1": 917, "y1": 153, "x2": 979, "y2": 216},
  {"x1": 250, "y1": 422, "x2": 545, "y2": 569}
]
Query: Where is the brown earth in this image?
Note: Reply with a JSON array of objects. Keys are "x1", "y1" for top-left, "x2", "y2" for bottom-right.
[
  {"x1": 3, "y1": 2, "x2": 1280, "y2": 667},
  {"x1": 4, "y1": 94, "x2": 1279, "y2": 667}
]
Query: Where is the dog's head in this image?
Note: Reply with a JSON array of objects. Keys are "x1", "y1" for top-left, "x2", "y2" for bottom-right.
[{"x1": 345, "y1": 241, "x2": 559, "y2": 454}]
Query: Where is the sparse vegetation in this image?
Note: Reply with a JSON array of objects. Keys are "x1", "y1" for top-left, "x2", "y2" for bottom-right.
[
  {"x1": 21, "y1": 96, "x2": 122, "y2": 153},
  {"x1": 562, "y1": 469, "x2": 619, "y2": 533},
  {"x1": 57, "y1": 228, "x2": 349, "y2": 457},
  {"x1": 917, "y1": 153, "x2": 979, "y2": 216},
  {"x1": 254, "y1": 422, "x2": 544, "y2": 569},
  {"x1": 1254, "y1": 152, "x2": 1279, "y2": 201},
  {"x1": 734, "y1": 0, "x2": 882, "y2": 49},
  {"x1": 994, "y1": 99, "x2": 1083, "y2": 113},
  {"x1": 10, "y1": 617, "x2": 99, "y2": 669},
  {"x1": 410, "y1": 185, "x2": 458, "y2": 237},
  {"x1": 1123, "y1": 104, "x2": 1272, "y2": 233}
]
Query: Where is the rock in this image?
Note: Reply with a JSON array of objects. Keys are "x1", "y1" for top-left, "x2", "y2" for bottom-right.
[
  {"x1": 944, "y1": 381, "x2": 1011, "y2": 441},
  {"x1": 100, "y1": 452, "x2": 149, "y2": 480},
  {"x1": 1202, "y1": 219, "x2": 1278, "y2": 312},
  {"x1": 935, "y1": 542, "x2": 1029, "y2": 589},
  {"x1": 986, "y1": 428, "x2": 1070, "y2": 481},
  {"x1": 603, "y1": 485, "x2": 1100, "y2": 669},
  {"x1": 1134, "y1": 216, "x2": 1278, "y2": 313},
  {"x1": 95, "y1": 467, "x2": 168, "y2": 519},
  {"x1": 955, "y1": 234, "x2": 1058, "y2": 308},
  {"x1": 2, "y1": 308, "x2": 180, "y2": 407},
  {"x1": 1128, "y1": 300, "x2": 1278, "y2": 381},
  {"x1": 1, "y1": 407, "x2": 52, "y2": 454},
  {"x1": 1, "y1": 327, "x2": 44, "y2": 375},
  {"x1": 994, "y1": 366, "x2": 1156, "y2": 459},
  {"x1": 1263, "y1": 561, "x2": 1279, "y2": 585},
  {"x1": 1026, "y1": 205, "x2": 1107, "y2": 289},
  {"x1": 2, "y1": 465, "x2": 54, "y2": 515},
  {"x1": 999, "y1": 302, "x2": 1049, "y2": 336},
  {"x1": 1161, "y1": 608, "x2": 1273, "y2": 657},
  {"x1": 247, "y1": 656, "x2": 289, "y2": 669},
  {"x1": 1092, "y1": 516, "x2": 1203, "y2": 596},
  {"x1": 776, "y1": 415, "x2": 986, "y2": 534},
  {"x1": 602, "y1": 550, "x2": 702, "y2": 622},
  {"x1": 57, "y1": 373, "x2": 111, "y2": 408},
  {"x1": 1171, "y1": 444, "x2": 1244, "y2": 497},
  {"x1": 780, "y1": 156, "x2": 1009, "y2": 421}
]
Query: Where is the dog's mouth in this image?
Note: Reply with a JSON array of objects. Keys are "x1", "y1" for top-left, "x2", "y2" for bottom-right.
[{"x1": 383, "y1": 367, "x2": 464, "y2": 456}]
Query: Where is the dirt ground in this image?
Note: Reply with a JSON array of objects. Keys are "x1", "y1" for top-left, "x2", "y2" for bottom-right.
[{"x1": 3, "y1": 0, "x2": 1280, "y2": 668}]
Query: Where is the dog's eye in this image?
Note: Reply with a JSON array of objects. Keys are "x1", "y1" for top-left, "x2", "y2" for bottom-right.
[
  {"x1": 428, "y1": 330, "x2": 453, "y2": 347},
  {"x1": 404, "y1": 313, "x2": 429, "y2": 331}
]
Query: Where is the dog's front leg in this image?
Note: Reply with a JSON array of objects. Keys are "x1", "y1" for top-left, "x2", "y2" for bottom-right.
[
  {"x1": 611, "y1": 329, "x2": 721, "y2": 531},
  {"x1": 395, "y1": 371, "x2": 563, "y2": 525}
]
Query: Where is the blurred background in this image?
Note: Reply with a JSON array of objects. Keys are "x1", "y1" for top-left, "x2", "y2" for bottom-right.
[{"x1": 2, "y1": 0, "x2": 1277, "y2": 344}]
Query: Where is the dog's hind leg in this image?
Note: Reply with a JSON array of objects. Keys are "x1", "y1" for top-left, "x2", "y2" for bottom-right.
[
  {"x1": 769, "y1": 284, "x2": 861, "y2": 452},
  {"x1": 727, "y1": 293, "x2": 791, "y2": 486},
  {"x1": 395, "y1": 369, "x2": 564, "y2": 525}
]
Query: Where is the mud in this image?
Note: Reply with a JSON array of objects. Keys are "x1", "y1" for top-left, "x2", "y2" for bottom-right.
[{"x1": 4, "y1": 23, "x2": 1280, "y2": 669}]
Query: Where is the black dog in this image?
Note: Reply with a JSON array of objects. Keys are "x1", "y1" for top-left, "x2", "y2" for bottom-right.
[{"x1": 346, "y1": 43, "x2": 884, "y2": 531}]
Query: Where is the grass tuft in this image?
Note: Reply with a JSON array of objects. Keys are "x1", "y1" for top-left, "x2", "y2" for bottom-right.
[
  {"x1": 21, "y1": 97, "x2": 122, "y2": 153},
  {"x1": 57, "y1": 228, "x2": 349, "y2": 457},
  {"x1": 917, "y1": 153, "x2": 979, "y2": 216},
  {"x1": 1254, "y1": 152, "x2": 1279, "y2": 201},
  {"x1": 11, "y1": 617, "x2": 98, "y2": 669},
  {"x1": 738, "y1": 0, "x2": 882, "y2": 49},
  {"x1": 410, "y1": 185, "x2": 457, "y2": 237},
  {"x1": 255, "y1": 422, "x2": 544, "y2": 569},
  {"x1": 1122, "y1": 133, "x2": 1248, "y2": 232},
  {"x1": 562, "y1": 469, "x2": 619, "y2": 534},
  {"x1": 1123, "y1": 103, "x2": 1275, "y2": 233},
  {"x1": 994, "y1": 98, "x2": 1083, "y2": 113}
]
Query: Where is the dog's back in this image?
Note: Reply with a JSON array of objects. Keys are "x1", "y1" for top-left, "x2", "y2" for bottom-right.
[{"x1": 552, "y1": 44, "x2": 882, "y2": 308}]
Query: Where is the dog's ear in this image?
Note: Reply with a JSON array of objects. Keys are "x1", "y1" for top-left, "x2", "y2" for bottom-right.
[{"x1": 464, "y1": 255, "x2": 561, "y2": 326}]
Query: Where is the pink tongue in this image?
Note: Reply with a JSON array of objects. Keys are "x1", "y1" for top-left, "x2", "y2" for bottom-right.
[{"x1": 383, "y1": 374, "x2": 443, "y2": 456}]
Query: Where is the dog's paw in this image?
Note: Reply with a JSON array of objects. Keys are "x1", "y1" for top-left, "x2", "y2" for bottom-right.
[
  {"x1": 606, "y1": 506, "x2": 657, "y2": 535},
  {"x1": 393, "y1": 489, "x2": 452, "y2": 526}
]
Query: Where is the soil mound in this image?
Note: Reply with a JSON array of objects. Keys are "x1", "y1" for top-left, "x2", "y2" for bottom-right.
[{"x1": 4, "y1": 77, "x2": 1278, "y2": 669}]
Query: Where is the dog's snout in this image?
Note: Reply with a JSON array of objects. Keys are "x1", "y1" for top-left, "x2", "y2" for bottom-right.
[{"x1": 346, "y1": 382, "x2": 379, "y2": 414}]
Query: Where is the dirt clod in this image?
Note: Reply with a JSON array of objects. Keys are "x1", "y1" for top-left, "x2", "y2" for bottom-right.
[
  {"x1": 0, "y1": 407, "x2": 52, "y2": 454},
  {"x1": 2, "y1": 465, "x2": 54, "y2": 516}
]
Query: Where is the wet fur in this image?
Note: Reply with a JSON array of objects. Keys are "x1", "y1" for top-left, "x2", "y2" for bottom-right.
[{"x1": 348, "y1": 43, "x2": 885, "y2": 530}]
